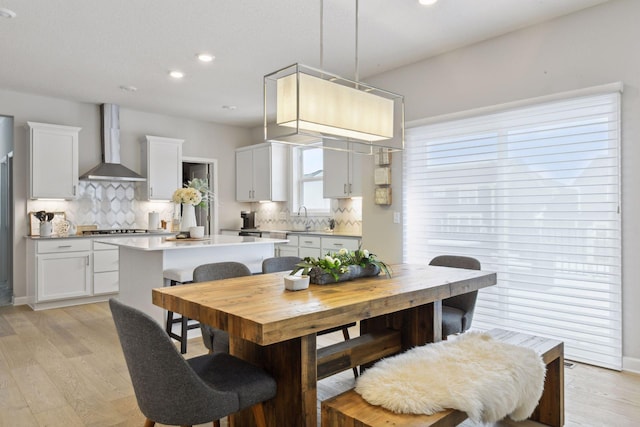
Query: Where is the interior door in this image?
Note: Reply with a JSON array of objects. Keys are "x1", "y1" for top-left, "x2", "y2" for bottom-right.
[{"x1": 184, "y1": 162, "x2": 211, "y2": 235}]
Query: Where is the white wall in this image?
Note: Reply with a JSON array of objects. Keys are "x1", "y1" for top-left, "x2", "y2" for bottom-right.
[
  {"x1": 0, "y1": 89, "x2": 252, "y2": 301},
  {"x1": 362, "y1": 0, "x2": 640, "y2": 370}
]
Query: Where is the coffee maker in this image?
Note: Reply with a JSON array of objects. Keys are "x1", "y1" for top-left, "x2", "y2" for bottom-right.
[{"x1": 240, "y1": 211, "x2": 256, "y2": 229}]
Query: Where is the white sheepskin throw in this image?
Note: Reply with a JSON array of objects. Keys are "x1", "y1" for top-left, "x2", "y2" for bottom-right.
[{"x1": 354, "y1": 332, "x2": 546, "y2": 423}]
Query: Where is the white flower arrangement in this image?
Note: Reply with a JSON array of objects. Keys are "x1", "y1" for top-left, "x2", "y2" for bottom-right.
[
  {"x1": 172, "y1": 187, "x2": 202, "y2": 206},
  {"x1": 172, "y1": 179, "x2": 214, "y2": 207}
]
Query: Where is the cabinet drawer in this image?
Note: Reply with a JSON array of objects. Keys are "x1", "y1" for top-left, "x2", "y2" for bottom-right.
[
  {"x1": 37, "y1": 239, "x2": 91, "y2": 254},
  {"x1": 93, "y1": 241, "x2": 118, "y2": 251},
  {"x1": 321, "y1": 237, "x2": 360, "y2": 253},
  {"x1": 94, "y1": 271, "x2": 119, "y2": 294},
  {"x1": 94, "y1": 250, "x2": 119, "y2": 273},
  {"x1": 298, "y1": 236, "x2": 321, "y2": 248}
]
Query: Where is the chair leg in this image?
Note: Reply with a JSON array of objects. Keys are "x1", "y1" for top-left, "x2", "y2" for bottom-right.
[
  {"x1": 180, "y1": 315, "x2": 188, "y2": 354},
  {"x1": 341, "y1": 327, "x2": 359, "y2": 378},
  {"x1": 144, "y1": 419, "x2": 155, "y2": 427},
  {"x1": 251, "y1": 403, "x2": 268, "y2": 427},
  {"x1": 213, "y1": 420, "x2": 221, "y2": 427}
]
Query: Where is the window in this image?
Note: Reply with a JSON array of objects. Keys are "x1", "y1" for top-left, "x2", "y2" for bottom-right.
[
  {"x1": 294, "y1": 145, "x2": 330, "y2": 213},
  {"x1": 403, "y1": 90, "x2": 622, "y2": 370}
]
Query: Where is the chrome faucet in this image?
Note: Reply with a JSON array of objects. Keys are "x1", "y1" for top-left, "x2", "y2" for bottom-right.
[{"x1": 297, "y1": 206, "x2": 311, "y2": 231}]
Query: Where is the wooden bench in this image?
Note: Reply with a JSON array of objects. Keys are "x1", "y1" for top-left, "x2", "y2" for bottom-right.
[{"x1": 321, "y1": 329, "x2": 564, "y2": 427}]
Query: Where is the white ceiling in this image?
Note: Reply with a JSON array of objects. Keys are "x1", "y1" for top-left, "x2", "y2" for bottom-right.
[{"x1": 0, "y1": 0, "x2": 608, "y2": 127}]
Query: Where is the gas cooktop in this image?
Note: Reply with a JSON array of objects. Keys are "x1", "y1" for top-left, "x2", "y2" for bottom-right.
[{"x1": 82, "y1": 228, "x2": 149, "y2": 235}]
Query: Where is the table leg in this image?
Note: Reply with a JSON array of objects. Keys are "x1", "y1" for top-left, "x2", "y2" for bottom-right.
[{"x1": 229, "y1": 334, "x2": 318, "y2": 427}]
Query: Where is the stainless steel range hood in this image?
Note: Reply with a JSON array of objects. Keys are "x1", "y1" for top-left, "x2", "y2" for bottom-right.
[{"x1": 79, "y1": 104, "x2": 146, "y2": 182}]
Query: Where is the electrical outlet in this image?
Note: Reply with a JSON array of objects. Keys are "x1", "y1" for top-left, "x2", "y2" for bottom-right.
[{"x1": 393, "y1": 211, "x2": 401, "y2": 224}]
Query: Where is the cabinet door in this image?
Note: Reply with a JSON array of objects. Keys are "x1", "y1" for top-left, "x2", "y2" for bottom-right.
[
  {"x1": 323, "y1": 142, "x2": 349, "y2": 198},
  {"x1": 299, "y1": 246, "x2": 321, "y2": 258},
  {"x1": 37, "y1": 252, "x2": 91, "y2": 301},
  {"x1": 236, "y1": 149, "x2": 255, "y2": 201},
  {"x1": 348, "y1": 150, "x2": 363, "y2": 197},
  {"x1": 252, "y1": 145, "x2": 272, "y2": 201},
  {"x1": 146, "y1": 137, "x2": 183, "y2": 200},
  {"x1": 94, "y1": 271, "x2": 119, "y2": 294},
  {"x1": 29, "y1": 122, "x2": 79, "y2": 199}
]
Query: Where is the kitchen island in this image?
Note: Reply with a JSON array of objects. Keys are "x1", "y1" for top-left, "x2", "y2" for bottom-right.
[{"x1": 98, "y1": 234, "x2": 287, "y2": 324}]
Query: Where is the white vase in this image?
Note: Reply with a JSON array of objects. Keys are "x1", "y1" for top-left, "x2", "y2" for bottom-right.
[{"x1": 180, "y1": 203, "x2": 197, "y2": 232}]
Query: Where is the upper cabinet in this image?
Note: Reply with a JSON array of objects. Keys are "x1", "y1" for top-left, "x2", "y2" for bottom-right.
[
  {"x1": 28, "y1": 122, "x2": 80, "y2": 199},
  {"x1": 236, "y1": 143, "x2": 287, "y2": 202},
  {"x1": 323, "y1": 141, "x2": 363, "y2": 198},
  {"x1": 140, "y1": 135, "x2": 183, "y2": 200}
]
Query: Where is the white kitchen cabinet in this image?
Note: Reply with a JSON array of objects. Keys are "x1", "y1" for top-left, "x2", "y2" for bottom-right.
[
  {"x1": 298, "y1": 235, "x2": 322, "y2": 258},
  {"x1": 321, "y1": 236, "x2": 360, "y2": 254},
  {"x1": 141, "y1": 135, "x2": 184, "y2": 200},
  {"x1": 93, "y1": 241, "x2": 119, "y2": 295},
  {"x1": 35, "y1": 239, "x2": 91, "y2": 302},
  {"x1": 28, "y1": 122, "x2": 80, "y2": 199},
  {"x1": 323, "y1": 141, "x2": 363, "y2": 198},
  {"x1": 236, "y1": 143, "x2": 287, "y2": 202},
  {"x1": 276, "y1": 235, "x2": 299, "y2": 257}
]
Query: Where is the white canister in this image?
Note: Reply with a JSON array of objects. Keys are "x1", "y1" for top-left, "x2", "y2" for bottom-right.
[
  {"x1": 189, "y1": 226, "x2": 205, "y2": 239},
  {"x1": 148, "y1": 211, "x2": 160, "y2": 230},
  {"x1": 39, "y1": 222, "x2": 53, "y2": 237}
]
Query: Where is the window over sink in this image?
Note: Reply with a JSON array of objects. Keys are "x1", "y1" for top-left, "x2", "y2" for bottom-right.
[{"x1": 292, "y1": 144, "x2": 330, "y2": 214}]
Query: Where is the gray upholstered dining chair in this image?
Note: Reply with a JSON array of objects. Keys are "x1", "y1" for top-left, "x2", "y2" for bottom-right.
[
  {"x1": 193, "y1": 261, "x2": 252, "y2": 354},
  {"x1": 261, "y1": 256, "x2": 359, "y2": 377},
  {"x1": 428, "y1": 255, "x2": 482, "y2": 338},
  {"x1": 261, "y1": 256, "x2": 302, "y2": 275},
  {"x1": 109, "y1": 298, "x2": 276, "y2": 427}
]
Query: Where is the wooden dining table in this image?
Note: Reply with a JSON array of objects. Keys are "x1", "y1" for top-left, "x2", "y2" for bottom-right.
[{"x1": 152, "y1": 263, "x2": 496, "y2": 427}]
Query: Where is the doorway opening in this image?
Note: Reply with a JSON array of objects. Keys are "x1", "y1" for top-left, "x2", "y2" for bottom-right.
[
  {"x1": 0, "y1": 115, "x2": 14, "y2": 306},
  {"x1": 182, "y1": 157, "x2": 218, "y2": 235}
]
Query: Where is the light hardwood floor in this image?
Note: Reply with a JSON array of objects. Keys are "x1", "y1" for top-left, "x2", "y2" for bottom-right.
[{"x1": 0, "y1": 302, "x2": 638, "y2": 427}]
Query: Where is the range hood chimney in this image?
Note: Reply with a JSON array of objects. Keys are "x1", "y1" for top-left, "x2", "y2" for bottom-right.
[{"x1": 79, "y1": 104, "x2": 146, "y2": 182}]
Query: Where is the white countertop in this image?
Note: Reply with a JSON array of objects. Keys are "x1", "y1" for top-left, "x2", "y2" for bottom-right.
[{"x1": 95, "y1": 234, "x2": 287, "y2": 251}]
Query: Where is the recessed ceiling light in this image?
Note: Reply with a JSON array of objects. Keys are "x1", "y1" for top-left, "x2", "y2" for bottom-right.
[
  {"x1": 0, "y1": 8, "x2": 17, "y2": 18},
  {"x1": 119, "y1": 85, "x2": 138, "y2": 92},
  {"x1": 418, "y1": 0, "x2": 438, "y2": 5},
  {"x1": 197, "y1": 53, "x2": 215, "y2": 63},
  {"x1": 222, "y1": 105, "x2": 237, "y2": 110},
  {"x1": 169, "y1": 70, "x2": 184, "y2": 79}
]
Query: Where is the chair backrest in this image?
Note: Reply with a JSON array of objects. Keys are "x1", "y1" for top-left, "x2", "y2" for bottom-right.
[
  {"x1": 108, "y1": 298, "x2": 238, "y2": 425},
  {"x1": 429, "y1": 255, "x2": 481, "y2": 329},
  {"x1": 261, "y1": 256, "x2": 302, "y2": 274},
  {"x1": 193, "y1": 261, "x2": 252, "y2": 282}
]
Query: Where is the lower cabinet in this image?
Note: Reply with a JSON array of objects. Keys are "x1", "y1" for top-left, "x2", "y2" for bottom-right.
[
  {"x1": 37, "y1": 248, "x2": 91, "y2": 301},
  {"x1": 93, "y1": 241, "x2": 119, "y2": 295},
  {"x1": 278, "y1": 234, "x2": 361, "y2": 258},
  {"x1": 298, "y1": 236, "x2": 322, "y2": 259},
  {"x1": 27, "y1": 237, "x2": 120, "y2": 309}
]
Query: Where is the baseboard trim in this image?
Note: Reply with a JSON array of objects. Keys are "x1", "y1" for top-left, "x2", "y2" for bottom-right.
[
  {"x1": 623, "y1": 356, "x2": 640, "y2": 374},
  {"x1": 12, "y1": 296, "x2": 30, "y2": 306}
]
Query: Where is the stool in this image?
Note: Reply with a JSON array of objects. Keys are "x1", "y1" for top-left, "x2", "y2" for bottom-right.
[{"x1": 163, "y1": 268, "x2": 198, "y2": 354}]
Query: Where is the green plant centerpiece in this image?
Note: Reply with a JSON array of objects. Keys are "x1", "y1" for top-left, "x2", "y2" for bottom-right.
[{"x1": 291, "y1": 247, "x2": 392, "y2": 285}]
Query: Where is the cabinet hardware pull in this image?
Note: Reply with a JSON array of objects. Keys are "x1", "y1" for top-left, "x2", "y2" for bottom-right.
[
  {"x1": 86, "y1": 255, "x2": 90, "y2": 266},
  {"x1": 344, "y1": 184, "x2": 347, "y2": 194},
  {"x1": 72, "y1": 185, "x2": 76, "y2": 196},
  {"x1": 57, "y1": 245, "x2": 72, "y2": 248},
  {"x1": 333, "y1": 243, "x2": 343, "y2": 246},
  {"x1": 349, "y1": 183, "x2": 352, "y2": 193},
  {"x1": 150, "y1": 187, "x2": 153, "y2": 197}
]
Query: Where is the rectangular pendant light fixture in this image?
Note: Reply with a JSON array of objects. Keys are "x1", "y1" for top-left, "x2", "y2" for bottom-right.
[{"x1": 264, "y1": 63, "x2": 404, "y2": 153}]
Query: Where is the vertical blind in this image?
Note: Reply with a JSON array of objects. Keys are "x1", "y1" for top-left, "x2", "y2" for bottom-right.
[{"x1": 403, "y1": 92, "x2": 622, "y2": 370}]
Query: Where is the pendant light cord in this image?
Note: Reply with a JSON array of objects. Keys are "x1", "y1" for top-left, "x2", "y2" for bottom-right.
[
  {"x1": 355, "y1": 0, "x2": 359, "y2": 83},
  {"x1": 320, "y1": 0, "x2": 324, "y2": 70}
]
